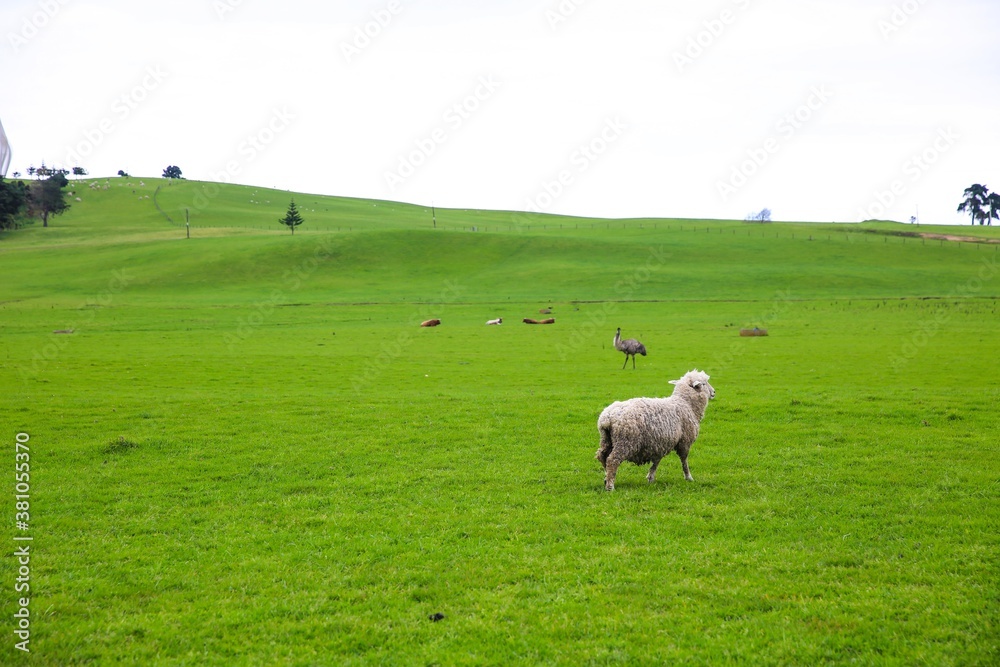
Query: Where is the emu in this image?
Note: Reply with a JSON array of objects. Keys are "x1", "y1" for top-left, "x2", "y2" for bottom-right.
[{"x1": 614, "y1": 327, "x2": 646, "y2": 369}]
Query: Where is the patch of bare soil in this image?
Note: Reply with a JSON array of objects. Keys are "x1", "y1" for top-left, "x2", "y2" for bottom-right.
[{"x1": 917, "y1": 233, "x2": 1000, "y2": 244}]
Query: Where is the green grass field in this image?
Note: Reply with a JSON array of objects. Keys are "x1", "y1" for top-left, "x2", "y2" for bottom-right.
[{"x1": 1, "y1": 178, "x2": 998, "y2": 665}]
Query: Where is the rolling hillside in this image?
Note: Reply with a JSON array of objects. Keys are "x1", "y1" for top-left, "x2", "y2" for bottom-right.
[{"x1": 3, "y1": 177, "x2": 998, "y2": 306}]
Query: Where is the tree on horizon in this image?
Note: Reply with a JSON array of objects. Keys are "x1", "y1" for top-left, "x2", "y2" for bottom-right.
[
  {"x1": 33, "y1": 163, "x2": 66, "y2": 179},
  {"x1": 984, "y1": 192, "x2": 1000, "y2": 227},
  {"x1": 957, "y1": 184, "x2": 989, "y2": 226},
  {"x1": 745, "y1": 208, "x2": 772, "y2": 223},
  {"x1": 32, "y1": 172, "x2": 70, "y2": 227},
  {"x1": 162, "y1": 165, "x2": 183, "y2": 179},
  {"x1": 279, "y1": 199, "x2": 304, "y2": 235}
]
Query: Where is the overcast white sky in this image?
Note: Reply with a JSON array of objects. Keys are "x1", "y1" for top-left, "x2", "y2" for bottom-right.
[{"x1": 3, "y1": 0, "x2": 998, "y2": 224}]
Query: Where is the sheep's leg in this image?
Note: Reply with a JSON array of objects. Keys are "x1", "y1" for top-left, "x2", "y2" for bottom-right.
[
  {"x1": 595, "y1": 446, "x2": 611, "y2": 469},
  {"x1": 604, "y1": 455, "x2": 622, "y2": 491},
  {"x1": 646, "y1": 457, "x2": 662, "y2": 484},
  {"x1": 595, "y1": 429, "x2": 613, "y2": 469},
  {"x1": 677, "y1": 446, "x2": 694, "y2": 481}
]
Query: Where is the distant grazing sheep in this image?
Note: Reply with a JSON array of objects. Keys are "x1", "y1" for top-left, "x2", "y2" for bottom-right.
[
  {"x1": 596, "y1": 369, "x2": 715, "y2": 491},
  {"x1": 420, "y1": 319, "x2": 441, "y2": 327},
  {"x1": 539, "y1": 308, "x2": 552, "y2": 314},
  {"x1": 486, "y1": 318, "x2": 502, "y2": 325}
]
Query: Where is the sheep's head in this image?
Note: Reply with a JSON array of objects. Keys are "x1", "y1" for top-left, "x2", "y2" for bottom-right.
[{"x1": 670, "y1": 369, "x2": 715, "y2": 400}]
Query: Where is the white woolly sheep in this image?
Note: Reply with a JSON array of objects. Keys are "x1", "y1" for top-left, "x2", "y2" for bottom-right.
[
  {"x1": 486, "y1": 317, "x2": 502, "y2": 325},
  {"x1": 595, "y1": 369, "x2": 715, "y2": 491}
]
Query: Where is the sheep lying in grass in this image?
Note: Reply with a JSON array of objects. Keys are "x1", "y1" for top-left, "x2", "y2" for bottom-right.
[{"x1": 595, "y1": 369, "x2": 715, "y2": 491}]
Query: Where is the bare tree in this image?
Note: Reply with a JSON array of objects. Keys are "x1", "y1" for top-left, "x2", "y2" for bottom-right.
[{"x1": 745, "y1": 208, "x2": 772, "y2": 223}]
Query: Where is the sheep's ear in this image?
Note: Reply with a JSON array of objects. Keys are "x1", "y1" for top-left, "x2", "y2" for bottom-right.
[
  {"x1": 691, "y1": 380, "x2": 703, "y2": 390},
  {"x1": 669, "y1": 380, "x2": 679, "y2": 385}
]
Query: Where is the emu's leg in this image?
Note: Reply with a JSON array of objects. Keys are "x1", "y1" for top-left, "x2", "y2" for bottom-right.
[
  {"x1": 621, "y1": 354, "x2": 629, "y2": 370},
  {"x1": 646, "y1": 457, "x2": 662, "y2": 484},
  {"x1": 677, "y1": 445, "x2": 694, "y2": 481},
  {"x1": 632, "y1": 354, "x2": 637, "y2": 369}
]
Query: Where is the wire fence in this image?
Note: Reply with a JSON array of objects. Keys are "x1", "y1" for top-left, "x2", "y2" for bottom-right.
[{"x1": 177, "y1": 220, "x2": 1000, "y2": 250}]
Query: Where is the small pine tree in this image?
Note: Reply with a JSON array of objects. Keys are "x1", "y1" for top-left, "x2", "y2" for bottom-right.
[{"x1": 279, "y1": 199, "x2": 304, "y2": 235}]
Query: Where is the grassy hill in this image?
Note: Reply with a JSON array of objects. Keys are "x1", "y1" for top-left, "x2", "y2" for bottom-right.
[
  {"x1": 4, "y1": 176, "x2": 999, "y2": 305},
  {"x1": 1, "y1": 179, "x2": 997, "y2": 665}
]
